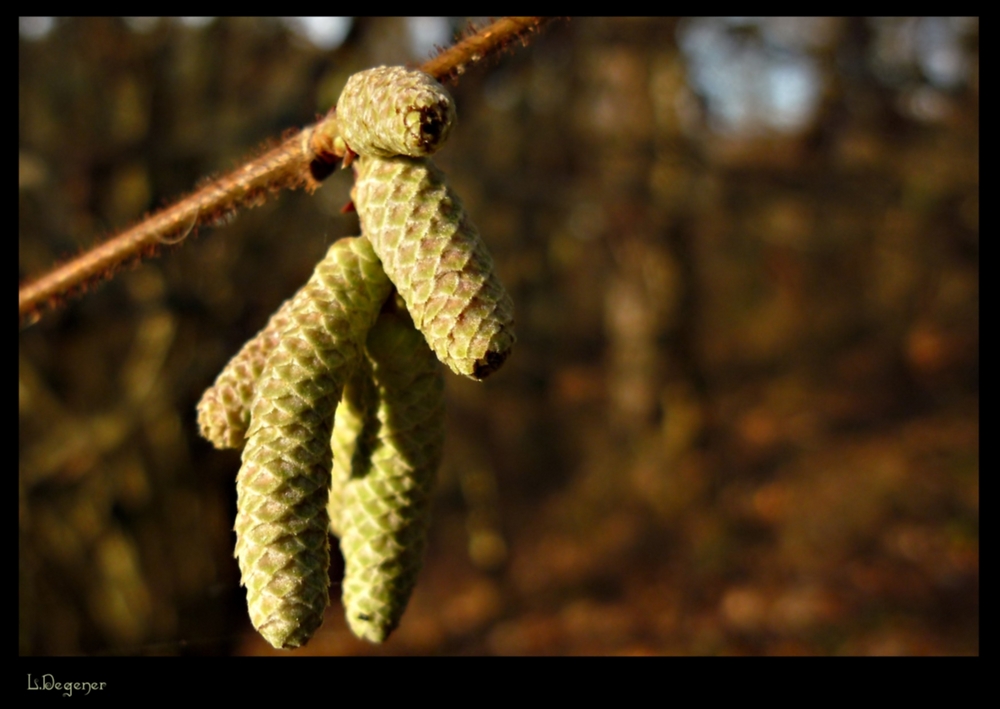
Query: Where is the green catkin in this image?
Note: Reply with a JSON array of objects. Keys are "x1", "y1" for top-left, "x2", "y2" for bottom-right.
[
  {"x1": 336, "y1": 66, "x2": 457, "y2": 158},
  {"x1": 352, "y1": 155, "x2": 516, "y2": 380},
  {"x1": 197, "y1": 297, "x2": 297, "y2": 450},
  {"x1": 202, "y1": 63, "x2": 514, "y2": 648},
  {"x1": 337, "y1": 306, "x2": 446, "y2": 643},
  {"x1": 234, "y1": 236, "x2": 392, "y2": 649}
]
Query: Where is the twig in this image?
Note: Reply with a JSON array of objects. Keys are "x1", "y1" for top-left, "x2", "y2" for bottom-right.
[
  {"x1": 422, "y1": 16, "x2": 553, "y2": 84},
  {"x1": 19, "y1": 16, "x2": 555, "y2": 326}
]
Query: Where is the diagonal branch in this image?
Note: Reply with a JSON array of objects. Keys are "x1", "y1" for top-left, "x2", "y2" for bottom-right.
[{"x1": 19, "y1": 16, "x2": 555, "y2": 326}]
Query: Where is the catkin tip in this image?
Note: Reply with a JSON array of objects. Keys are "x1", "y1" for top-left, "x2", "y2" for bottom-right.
[
  {"x1": 347, "y1": 614, "x2": 395, "y2": 644},
  {"x1": 473, "y1": 347, "x2": 512, "y2": 380},
  {"x1": 259, "y1": 615, "x2": 323, "y2": 650}
]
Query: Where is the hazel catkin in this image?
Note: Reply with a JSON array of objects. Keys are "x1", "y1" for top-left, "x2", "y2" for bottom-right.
[
  {"x1": 352, "y1": 155, "x2": 516, "y2": 380},
  {"x1": 197, "y1": 297, "x2": 297, "y2": 450}
]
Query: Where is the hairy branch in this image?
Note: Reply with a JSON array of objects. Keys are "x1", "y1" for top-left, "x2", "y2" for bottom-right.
[{"x1": 19, "y1": 16, "x2": 555, "y2": 326}]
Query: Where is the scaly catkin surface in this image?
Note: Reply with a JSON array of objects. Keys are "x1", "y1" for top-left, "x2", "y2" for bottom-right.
[
  {"x1": 197, "y1": 297, "x2": 297, "y2": 450},
  {"x1": 338, "y1": 307, "x2": 446, "y2": 643},
  {"x1": 336, "y1": 66, "x2": 456, "y2": 158},
  {"x1": 234, "y1": 236, "x2": 392, "y2": 649},
  {"x1": 352, "y1": 155, "x2": 516, "y2": 380}
]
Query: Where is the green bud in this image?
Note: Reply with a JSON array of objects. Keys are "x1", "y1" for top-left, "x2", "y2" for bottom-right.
[
  {"x1": 337, "y1": 306, "x2": 446, "y2": 643},
  {"x1": 336, "y1": 66, "x2": 457, "y2": 158},
  {"x1": 352, "y1": 155, "x2": 516, "y2": 380},
  {"x1": 235, "y1": 236, "x2": 392, "y2": 649}
]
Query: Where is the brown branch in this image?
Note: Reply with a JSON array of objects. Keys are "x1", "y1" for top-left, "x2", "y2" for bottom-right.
[
  {"x1": 19, "y1": 16, "x2": 556, "y2": 327},
  {"x1": 422, "y1": 17, "x2": 554, "y2": 84}
]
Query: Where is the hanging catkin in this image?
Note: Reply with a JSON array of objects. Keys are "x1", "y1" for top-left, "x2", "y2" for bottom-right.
[
  {"x1": 337, "y1": 305, "x2": 446, "y2": 643},
  {"x1": 197, "y1": 297, "x2": 298, "y2": 450},
  {"x1": 234, "y1": 236, "x2": 392, "y2": 649},
  {"x1": 352, "y1": 155, "x2": 516, "y2": 380}
]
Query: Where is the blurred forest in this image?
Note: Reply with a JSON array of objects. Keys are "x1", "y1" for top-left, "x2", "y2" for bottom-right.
[{"x1": 19, "y1": 17, "x2": 978, "y2": 656}]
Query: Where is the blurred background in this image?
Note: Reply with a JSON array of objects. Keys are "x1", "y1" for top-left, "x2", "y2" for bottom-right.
[{"x1": 19, "y1": 17, "x2": 978, "y2": 656}]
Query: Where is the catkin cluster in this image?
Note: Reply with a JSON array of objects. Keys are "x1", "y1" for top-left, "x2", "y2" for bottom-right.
[
  {"x1": 197, "y1": 65, "x2": 514, "y2": 649},
  {"x1": 234, "y1": 237, "x2": 391, "y2": 649}
]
